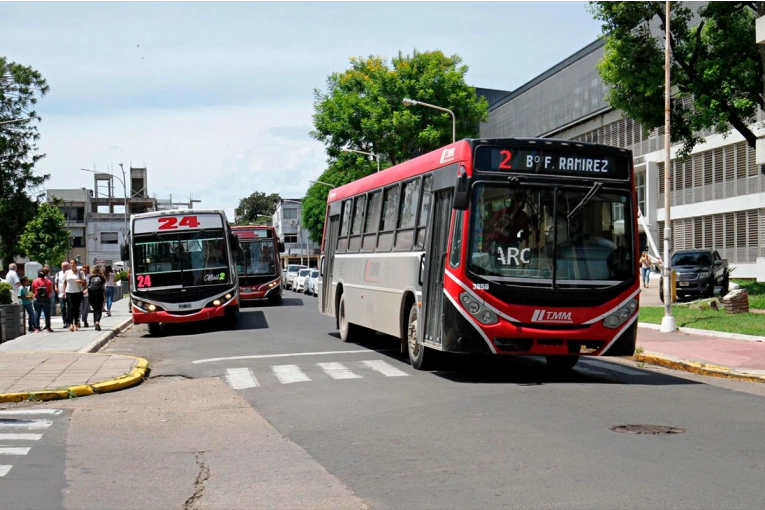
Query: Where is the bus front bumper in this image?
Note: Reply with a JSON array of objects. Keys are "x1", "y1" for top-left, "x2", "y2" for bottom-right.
[
  {"x1": 132, "y1": 304, "x2": 230, "y2": 324},
  {"x1": 240, "y1": 280, "x2": 281, "y2": 300}
]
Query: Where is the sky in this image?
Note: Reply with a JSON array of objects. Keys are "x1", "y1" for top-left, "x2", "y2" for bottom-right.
[{"x1": 1, "y1": 1, "x2": 605, "y2": 220}]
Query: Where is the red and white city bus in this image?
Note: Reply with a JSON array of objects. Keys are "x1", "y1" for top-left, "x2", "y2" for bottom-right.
[
  {"x1": 124, "y1": 209, "x2": 240, "y2": 336},
  {"x1": 232, "y1": 225, "x2": 284, "y2": 304},
  {"x1": 318, "y1": 138, "x2": 638, "y2": 370}
]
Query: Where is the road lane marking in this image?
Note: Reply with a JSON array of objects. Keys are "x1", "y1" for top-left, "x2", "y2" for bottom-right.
[
  {"x1": 0, "y1": 447, "x2": 30, "y2": 455},
  {"x1": 272, "y1": 365, "x2": 311, "y2": 384},
  {"x1": 0, "y1": 434, "x2": 43, "y2": 441},
  {"x1": 0, "y1": 410, "x2": 62, "y2": 416},
  {"x1": 193, "y1": 350, "x2": 387, "y2": 364},
  {"x1": 318, "y1": 362, "x2": 363, "y2": 380},
  {"x1": 0, "y1": 419, "x2": 52, "y2": 429},
  {"x1": 0, "y1": 465, "x2": 11, "y2": 477},
  {"x1": 225, "y1": 368, "x2": 260, "y2": 389},
  {"x1": 361, "y1": 360, "x2": 409, "y2": 377}
]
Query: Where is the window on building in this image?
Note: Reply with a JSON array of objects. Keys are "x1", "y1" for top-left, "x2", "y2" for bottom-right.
[
  {"x1": 284, "y1": 234, "x2": 298, "y2": 244},
  {"x1": 636, "y1": 171, "x2": 646, "y2": 215},
  {"x1": 283, "y1": 208, "x2": 298, "y2": 219},
  {"x1": 101, "y1": 232, "x2": 119, "y2": 245}
]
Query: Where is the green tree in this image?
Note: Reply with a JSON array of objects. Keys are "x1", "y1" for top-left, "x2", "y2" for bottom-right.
[
  {"x1": 18, "y1": 202, "x2": 69, "y2": 266},
  {"x1": 0, "y1": 56, "x2": 49, "y2": 264},
  {"x1": 234, "y1": 191, "x2": 281, "y2": 225},
  {"x1": 306, "y1": 49, "x2": 488, "y2": 240},
  {"x1": 588, "y1": 2, "x2": 763, "y2": 155}
]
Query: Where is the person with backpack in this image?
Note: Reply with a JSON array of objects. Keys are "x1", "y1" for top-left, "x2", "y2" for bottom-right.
[
  {"x1": 87, "y1": 266, "x2": 106, "y2": 331},
  {"x1": 80, "y1": 263, "x2": 91, "y2": 328},
  {"x1": 32, "y1": 269, "x2": 54, "y2": 332},
  {"x1": 18, "y1": 276, "x2": 37, "y2": 334}
]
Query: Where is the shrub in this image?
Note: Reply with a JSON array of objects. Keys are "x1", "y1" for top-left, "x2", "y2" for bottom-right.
[
  {"x1": 0, "y1": 282, "x2": 12, "y2": 305},
  {"x1": 114, "y1": 270, "x2": 128, "y2": 282}
]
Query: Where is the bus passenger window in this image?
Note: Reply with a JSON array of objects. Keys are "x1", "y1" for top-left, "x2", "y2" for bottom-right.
[
  {"x1": 362, "y1": 191, "x2": 382, "y2": 252},
  {"x1": 349, "y1": 195, "x2": 366, "y2": 252},
  {"x1": 449, "y1": 211, "x2": 464, "y2": 268},
  {"x1": 395, "y1": 179, "x2": 420, "y2": 251},
  {"x1": 415, "y1": 175, "x2": 432, "y2": 250},
  {"x1": 378, "y1": 185, "x2": 400, "y2": 251},
  {"x1": 337, "y1": 200, "x2": 352, "y2": 253}
]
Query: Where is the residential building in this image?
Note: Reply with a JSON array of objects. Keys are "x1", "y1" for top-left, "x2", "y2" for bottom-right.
[
  {"x1": 272, "y1": 198, "x2": 320, "y2": 268},
  {"x1": 47, "y1": 188, "x2": 91, "y2": 265}
]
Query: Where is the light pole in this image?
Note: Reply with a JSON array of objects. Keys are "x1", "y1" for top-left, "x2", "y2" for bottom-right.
[
  {"x1": 402, "y1": 97, "x2": 455, "y2": 144},
  {"x1": 309, "y1": 180, "x2": 336, "y2": 189},
  {"x1": 0, "y1": 117, "x2": 33, "y2": 126},
  {"x1": 80, "y1": 165, "x2": 129, "y2": 246},
  {"x1": 660, "y1": 0, "x2": 676, "y2": 333},
  {"x1": 341, "y1": 148, "x2": 380, "y2": 173}
]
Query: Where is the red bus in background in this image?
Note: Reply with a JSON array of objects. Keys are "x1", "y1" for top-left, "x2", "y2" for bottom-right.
[
  {"x1": 232, "y1": 225, "x2": 284, "y2": 304},
  {"x1": 318, "y1": 138, "x2": 638, "y2": 370}
]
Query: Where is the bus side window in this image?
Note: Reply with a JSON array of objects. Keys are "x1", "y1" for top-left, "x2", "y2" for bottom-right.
[
  {"x1": 348, "y1": 195, "x2": 365, "y2": 253},
  {"x1": 449, "y1": 210, "x2": 464, "y2": 268},
  {"x1": 395, "y1": 178, "x2": 420, "y2": 251},
  {"x1": 337, "y1": 199, "x2": 352, "y2": 254},
  {"x1": 377, "y1": 185, "x2": 400, "y2": 252},
  {"x1": 415, "y1": 175, "x2": 433, "y2": 250},
  {"x1": 362, "y1": 191, "x2": 382, "y2": 252}
]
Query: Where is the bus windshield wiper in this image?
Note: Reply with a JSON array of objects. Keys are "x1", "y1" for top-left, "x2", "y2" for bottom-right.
[{"x1": 567, "y1": 182, "x2": 602, "y2": 219}]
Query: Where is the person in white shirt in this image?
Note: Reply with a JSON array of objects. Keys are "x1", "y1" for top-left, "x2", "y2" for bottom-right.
[
  {"x1": 5, "y1": 263, "x2": 20, "y2": 304},
  {"x1": 55, "y1": 261, "x2": 70, "y2": 328},
  {"x1": 62, "y1": 259, "x2": 86, "y2": 332}
]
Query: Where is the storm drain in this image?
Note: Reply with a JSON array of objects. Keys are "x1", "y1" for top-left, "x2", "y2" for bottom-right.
[
  {"x1": 146, "y1": 374, "x2": 193, "y2": 383},
  {"x1": 609, "y1": 424, "x2": 685, "y2": 435}
]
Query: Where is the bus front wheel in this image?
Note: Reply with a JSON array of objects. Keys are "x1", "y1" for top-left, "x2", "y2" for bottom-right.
[
  {"x1": 338, "y1": 293, "x2": 362, "y2": 343},
  {"x1": 407, "y1": 304, "x2": 434, "y2": 370},
  {"x1": 147, "y1": 322, "x2": 160, "y2": 337}
]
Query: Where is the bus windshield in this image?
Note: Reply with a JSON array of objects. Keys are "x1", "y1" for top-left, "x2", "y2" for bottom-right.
[
  {"x1": 237, "y1": 239, "x2": 276, "y2": 276},
  {"x1": 468, "y1": 184, "x2": 633, "y2": 287},
  {"x1": 133, "y1": 229, "x2": 230, "y2": 288}
]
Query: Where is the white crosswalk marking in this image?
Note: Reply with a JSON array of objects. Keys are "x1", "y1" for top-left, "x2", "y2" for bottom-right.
[
  {"x1": 360, "y1": 360, "x2": 409, "y2": 377},
  {"x1": 0, "y1": 434, "x2": 43, "y2": 441},
  {"x1": 0, "y1": 447, "x2": 31, "y2": 455},
  {"x1": 0, "y1": 465, "x2": 12, "y2": 477},
  {"x1": 0, "y1": 419, "x2": 52, "y2": 430},
  {"x1": 225, "y1": 368, "x2": 259, "y2": 389},
  {"x1": 272, "y1": 365, "x2": 311, "y2": 384},
  {"x1": 0, "y1": 409, "x2": 62, "y2": 416},
  {"x1": 317, "y1": 362, "x2": 363, "y2": 380}
]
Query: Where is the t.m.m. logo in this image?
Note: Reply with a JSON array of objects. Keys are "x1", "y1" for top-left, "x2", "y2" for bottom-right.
[{"x1": 531, "y1": 309, "x2": 573, "y2": 323}]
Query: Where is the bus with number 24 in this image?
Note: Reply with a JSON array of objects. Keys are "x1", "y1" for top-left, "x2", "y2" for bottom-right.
[
  {"x1": 124, "y1": 209, "x2": 241, "y2": 336},
  {"x1": 318, "y1": 138, "x2": 638, "y2": 370}
]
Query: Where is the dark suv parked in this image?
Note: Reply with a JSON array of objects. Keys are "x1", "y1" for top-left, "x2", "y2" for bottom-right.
[{"x1": 659, "y1": 249, "x2": 730, "y2": 302}]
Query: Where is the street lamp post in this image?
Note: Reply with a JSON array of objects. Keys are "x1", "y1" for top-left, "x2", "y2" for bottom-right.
[
  {"x1": 341, "y1": 148, "x2": 380, "y2": 173},
  {"x1": 80, "y1": 165, "x2": 129, "y2": 250},
  {"x1": 660, "y1": 0, "x2": 676, "y2": 333},
  {"x1": 402, "y1": 98, "x2": 455, "y2": 144},
  {"x1": 309, "y1": 180, "x2": 336, "y2": 189}
]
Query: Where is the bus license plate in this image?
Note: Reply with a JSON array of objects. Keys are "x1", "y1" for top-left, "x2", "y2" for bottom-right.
[{"x1": 179, "y1": 303, "x2": 192, "y2": 309}]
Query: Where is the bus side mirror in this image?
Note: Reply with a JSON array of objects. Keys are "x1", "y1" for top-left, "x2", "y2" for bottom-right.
[
  {"x1": 278, "y1": 241, "x2": 285, "y2": 253},
  {"x1": 229, "y1": 234, "x2": 240, "y2": 251},
  {"x1": 120, "y1": 244, "x2": 129, "y2": 261},
  {"x1": 453, "y1": 172, "x2": 469, "y2": 210}
]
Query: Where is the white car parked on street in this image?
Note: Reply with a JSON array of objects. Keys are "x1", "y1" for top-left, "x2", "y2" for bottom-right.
[
  {"x1": 304, "y1": 269, "x2": 320, "y2": 296},
  {"x1": 283, "y1": 264, "x2": 307, "y2": 290},
  {"x1": 293, "y1": 268, "x2": 311, "y2": 293}
]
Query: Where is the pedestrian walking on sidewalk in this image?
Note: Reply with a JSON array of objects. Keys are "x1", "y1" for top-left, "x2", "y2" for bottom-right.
[
  {"x1": 63, "y1": 259, "x2": 86, "y2": 332},
  {"x1": 18, "y1": 276, "x2": 37, "y2": 333},
  {"x1": 55, "y1": 261, "x2": 69, "y2": 328},
  {"x1": 43, "y1": 265, "x2": 55, "y2": 324},
  {"x1": 80, "y1": 263, "x2": 91, "y2": 328},
  {"x1": 32, "y1": 270, "x2": 54, "y2": 332},
  {"x1": 6, "y1": 263, "x2": 21, "y2": 304},
  {"x1": 87, "y1": 266, "x2": 106, "y2": 331},
  {"x1": 104, "y1": 265, "x2": 115, "y2": 317},
  {"x1": 639, "y1": 251, "x2": 662, "y2": 289}
]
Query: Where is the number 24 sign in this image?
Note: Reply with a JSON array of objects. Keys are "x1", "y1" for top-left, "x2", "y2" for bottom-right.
[{"x1": 157, "y1": 215, "x2": 200, "y2": 230}]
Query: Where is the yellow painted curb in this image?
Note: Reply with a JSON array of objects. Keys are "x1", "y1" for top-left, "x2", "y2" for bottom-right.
[
  {"x1": 636, "y1": 353, "x2": 765, "y2": 383},
  {"x1": 0, "y1": 356, "x2": 149, "y2": 403}
]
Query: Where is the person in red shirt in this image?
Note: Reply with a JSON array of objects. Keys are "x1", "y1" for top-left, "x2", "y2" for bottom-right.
[{"x1": 32, "y1": 269, "x2": 54, "y2": 332}]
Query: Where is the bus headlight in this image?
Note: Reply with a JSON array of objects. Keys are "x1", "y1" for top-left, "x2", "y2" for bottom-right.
[
  {"x1": 459, "y1": 292, "x2": 498, "y2": 325},
  {"x1": 225, "y1": 294, "x2": 232, "y2": 300},
  {"x1": 603, "y1": 299, "x2": 638, "y2": 329},
  {"x1": 213, "y1": 299, "x2": 221, "y2": 306},
  {"x1": 148, "y1": 304, "x2": 156, "y2": 312}
]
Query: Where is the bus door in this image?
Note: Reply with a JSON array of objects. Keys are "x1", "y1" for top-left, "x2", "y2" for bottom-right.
[
  {"x1": 420, "y1": 189, "x2": 453, "y2": 347},
  {"x1": 321, "y1": 214, "x2": 340, "y2": 315}
]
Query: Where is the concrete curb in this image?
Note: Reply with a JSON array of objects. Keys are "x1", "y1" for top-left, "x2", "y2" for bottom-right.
[
  {"x1": 636, "y1": 351, "x2": 765, "y2": 384},
  {"x1": 0, "y1": 355, "x2": 150, "y2": 403},
  {"x1": 638, "y1": 322, "x2": 765, "y2": 342},
  {"x1": 77, "y1": 317, "x2": 134, "y2": 353}
]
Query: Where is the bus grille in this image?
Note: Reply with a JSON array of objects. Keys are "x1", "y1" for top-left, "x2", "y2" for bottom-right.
[{"x1": 136, "y1": 285, "x2": 229, "y2": 303}]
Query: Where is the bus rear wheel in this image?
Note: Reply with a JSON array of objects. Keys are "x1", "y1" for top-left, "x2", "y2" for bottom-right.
[
  {"x1": 147, "y1": 322, "x2": 160, "y2": 337},
  {"x1": 407, "y1": 304, "x2": 434, "y2": 370},
  {"x1": 338, "y1": 293, "x2": 362, "y2": 343},
  {"x1": 545, "y1": 355, "x2": 579, "y2": 371}
]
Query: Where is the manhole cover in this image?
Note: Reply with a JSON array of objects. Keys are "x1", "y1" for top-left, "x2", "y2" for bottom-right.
[{"x1": 609, "y1": 424, "x2": 685, "y2": 435}]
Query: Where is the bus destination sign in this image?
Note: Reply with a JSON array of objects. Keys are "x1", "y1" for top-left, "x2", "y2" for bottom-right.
[{"x1": 474, "y1": 146, "x2": 629, "y2": 180}]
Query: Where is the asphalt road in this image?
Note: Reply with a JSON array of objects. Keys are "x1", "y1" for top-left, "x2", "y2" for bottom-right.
[{"x1": 5, "y1": 291, "x2": 765, "y2": 509}]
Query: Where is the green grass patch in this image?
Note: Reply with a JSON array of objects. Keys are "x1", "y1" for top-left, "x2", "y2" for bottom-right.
[
  {"x1": 732, "y1": 279, "x2": 765, "y2": 309},
  {"x1": 639, "y1": 303, "x2": 765, "y2": 336}
]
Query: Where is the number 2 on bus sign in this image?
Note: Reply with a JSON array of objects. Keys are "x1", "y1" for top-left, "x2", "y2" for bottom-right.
[
  {"x1": 137, "y1": 275, "x2": 152, "y2": 288},
  {"x1": 158, "y1": 216, "x2": 201, "y2": 230}
]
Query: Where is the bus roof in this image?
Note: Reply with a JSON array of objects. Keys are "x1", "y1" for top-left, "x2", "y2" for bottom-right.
[{"x1": 131, "y1": 209, "x2": 230, "y2": 221}]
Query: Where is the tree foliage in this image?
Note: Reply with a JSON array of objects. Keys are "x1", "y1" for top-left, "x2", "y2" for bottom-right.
[
  {"x1": 234, "y1": 191, "x2": 281, "y2": 225},
  {"x1": 0, "y1": 56, "x2": 49, "y2": 264},
  {"x1": 305, "y1": 49, "x2": 488, "y2": 240},
  {"x1": 588, "y1": 2, "x2": 763, "y2": 155},
  {"x1": 18, "y1": 202, "x2": 69, "y2": 266}
]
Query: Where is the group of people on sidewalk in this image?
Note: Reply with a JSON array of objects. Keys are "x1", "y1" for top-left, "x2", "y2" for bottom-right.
[{"x1": 14, "y1": 260, "x2": 117, "y2": 334}]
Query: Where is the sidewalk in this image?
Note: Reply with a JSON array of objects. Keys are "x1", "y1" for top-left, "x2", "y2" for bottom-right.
[
  {"x1": 637, "y1": 282, "x2": 765, "y2": 383},
  {"x1": 0, "y1": 300, "x2": 147, "y2": 403}
]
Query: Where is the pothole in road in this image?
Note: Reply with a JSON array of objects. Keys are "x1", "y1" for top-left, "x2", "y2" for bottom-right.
[
  {"x1": 609, "y1": 424, "x2": 686, "y2": 435},
  {"x1": 146, "y1": 374, "x2": 194, "y2": 384}
]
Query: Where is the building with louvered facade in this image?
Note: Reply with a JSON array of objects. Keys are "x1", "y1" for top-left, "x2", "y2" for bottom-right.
[{"x1": 481, "y1": 39, "x2": 765, "y2": 279}]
